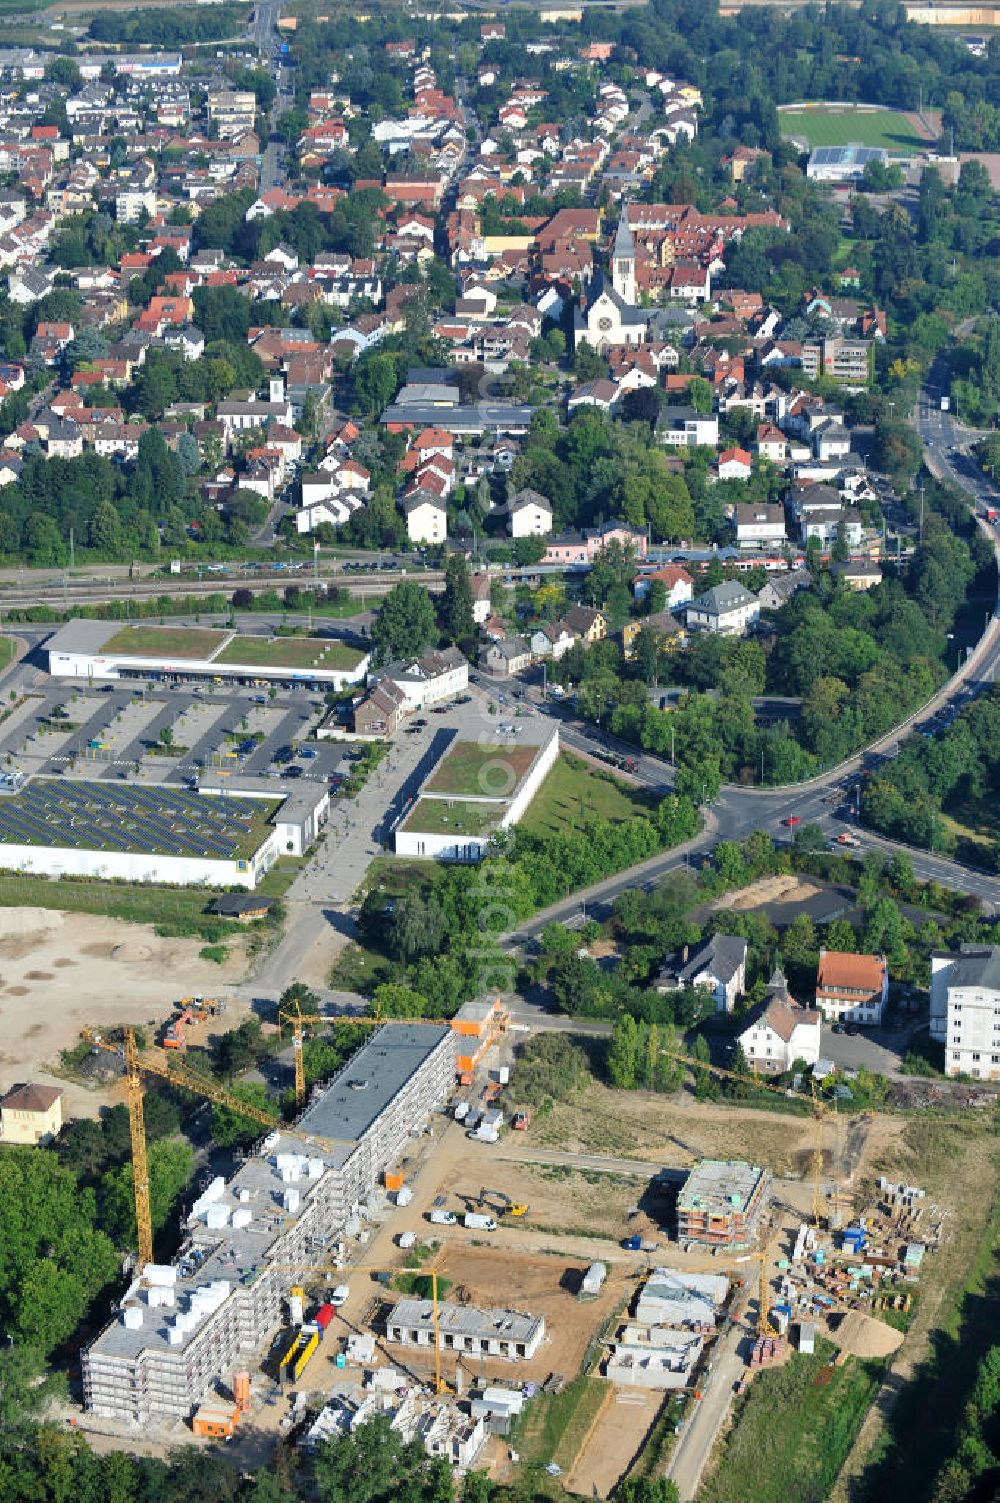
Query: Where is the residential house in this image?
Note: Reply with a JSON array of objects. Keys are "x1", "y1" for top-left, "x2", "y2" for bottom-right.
[
  {"x1": 471, "y1": 572, "x2": 492, "y2": 625},
  {"x1": 381, "y1": 647, "x2": 469, "y2": 710},
  {"x1": 734, "y1": 503, "x2": 786, "y2": 551},
  {"x1": 834, "y1": 560, "x2": 883, "y2": 591},
  {"x1": 529, "y1": 621, "x2": 576, "y2": 660},
  {"x1": 634, "y1": 565, "x2": 694, "y2": 610},
  {"x1": 930, "y1": 945, "x2": 1000, "y2": 1078},
  {"x1": 405, "y1": 488, "x2": 447, "y2": 546},
  {"x1": 480, "y1": 635, "x2": 532, "y2": 676},
  {"x1": 656, "y1": 934, "x2": 748, "y2": 1014},
  {"x1": 758, "y1": 571, "x2": 809, "y2": 611},
  {"x1": 562, "y1": 605, "x2": 606, "y2": 644},
  {"x1": 684, "y1": 581, "x2": 760, "y2": 636},
  {"x1": 353, "y1": 678, "x2": 408, "y2": 737},
  {"x1": 657, "y1": 407, "x2": 719, "y2": 448},
  {"x1": 814, "y1": 950, "x2": 888, "y2": 1027},
  {"x1": 737, "y1": 969, "x2": 822, "y2": 1073},
  {"x1": 717, "y1": 447, "x2": 752, "y2": 481},
  {"x1": 509, "y1": 487, "x2": 553, "y2": 538},
  {"x1": 0, "y1": 1082, "x2": 63, "y2": 1144}
]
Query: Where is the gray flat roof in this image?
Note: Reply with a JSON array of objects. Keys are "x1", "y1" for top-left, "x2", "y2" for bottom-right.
[
  {"x1": 296, "y1": 1022, "x2": 451, "y2": 1143},
  {"x1": 389, "y1": 1299, "x2": 544, "y2": 1344},
  {"x1": 678, "y1": 1159, "x2": 769, "y2": 1215},
  {"x1": 45, "y1": 618, "x2": 119, "y2": 655}
]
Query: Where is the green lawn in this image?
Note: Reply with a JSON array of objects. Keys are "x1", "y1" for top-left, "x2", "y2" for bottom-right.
[
  {"x1": 216, "y1": 635, "x2": 365, "y2": 670},
  {"x1": 0, "y1": 637, "x2": 15, "y2": 672},
  {"x1": 699, "y1": 1340, "x2": 883, "y2": 1503},
  {"x1": 424, "y1": 740, "x2": 537, "y2": 798},
  {"x1": 102, "y1": 624, "x2": 230, "y2": 659},
  {"x1": 514, "y1": 1374, "x2": 609, "y2": 1479},
  {"x1": 520, "y1": 752, "x2": 654, "y2": 837},
  {"x1": 778, "y1": 105, "x2": 927, "y2": 154},
  {"x1": 400, "y1": 796, "x2": 501, "y2": 838},
  {"x1": 0, "y1": 873, "x2": 228, "y2": 940}
]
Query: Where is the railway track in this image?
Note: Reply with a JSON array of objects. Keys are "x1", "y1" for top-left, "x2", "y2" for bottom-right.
[{"x1": 0, "y1": 570, "x2": 447, "y2": 611}]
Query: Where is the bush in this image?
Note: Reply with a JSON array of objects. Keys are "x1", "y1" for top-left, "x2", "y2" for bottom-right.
[{"x1": 515, "y1": 1033, "x2": 591, "y2": 1111}]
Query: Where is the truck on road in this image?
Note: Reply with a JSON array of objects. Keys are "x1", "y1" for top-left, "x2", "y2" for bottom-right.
[{"x1": 941, "y1": 395, "x2": 951, "y2": 411}]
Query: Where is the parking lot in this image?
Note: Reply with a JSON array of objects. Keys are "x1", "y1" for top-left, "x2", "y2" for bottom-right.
[{"x1": 0, "y1": 681, "x2": 354, "y2": 791}]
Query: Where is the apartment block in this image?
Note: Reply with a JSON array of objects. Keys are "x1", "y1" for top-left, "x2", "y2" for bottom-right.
[
  {"x1": 207, "y1": 90, "x2": 257, "y2": 140},
  {"x1": 676, "y1": 1158, "x2": 771, "y2": 1251},
  {"x1": 814, "y1": 949, "x2": 888, "y2": 1026},
  {"x1": 82, "y1": 1024, "x2": 456, "y2": 1424},
  {"x1": 800, "y1": 337, "x2": 871, "y2": 383},
  {"x1": 930, "y1": 945, "x2": 1000, "y2": 1079}
]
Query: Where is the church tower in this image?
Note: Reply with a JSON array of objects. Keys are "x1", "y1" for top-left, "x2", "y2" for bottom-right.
[{"x1": 611, "y1": 200, "x2": 636, "y2": 305}]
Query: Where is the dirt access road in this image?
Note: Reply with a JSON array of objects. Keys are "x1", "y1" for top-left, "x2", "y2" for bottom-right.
[{"x1": 0, "y1": 907, "x2": 248, "y2": 1116}]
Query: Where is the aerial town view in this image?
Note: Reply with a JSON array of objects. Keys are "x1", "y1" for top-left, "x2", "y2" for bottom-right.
[{"x1": 2, "y1": 1, "x2": 1000, "y2": 1502}]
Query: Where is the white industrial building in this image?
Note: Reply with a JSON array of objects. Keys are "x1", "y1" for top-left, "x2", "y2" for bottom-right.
[
  {"x1": 0, "y1": 777, "x2": 329, "y2": 888},
  {"x1": 386, "y1": 1300, "x2": 545, "y2": 1361},
  {"x1": 46, "y1": 619, "x2": 369, "y2": 691},
  {"x1": 805, "y1": 144, "x2": 889, "y2": 182},
  {"x1": 82, "y1": 1024, "x2": 457, "y2": 1424},
  {"x1": 394, "y1": 726, "x2": 559, "y2": 861}
]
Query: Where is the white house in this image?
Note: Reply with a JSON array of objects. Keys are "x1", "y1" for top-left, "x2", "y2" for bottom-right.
[
  {"x1": 381, "y1": 646, "x2": 469, "y2": 710},
  {"x1": 405, "y1": 489, "x2": 447, "y2": 545},
  {"x1": 717, "y1": 447, "x2": 752, "y2": 481},
  {"x1": 738, "y1": 969, "x2": 822, "y2": 1073},
  {"x1": 634, "y1": 565, "x2": 694, "y2": 610},
  {"x1": 656, "y1": 934, "x2": 748, "y2": 1014},
  {"x1": 815, "y1": 949, "x2": 888, "y2": 1028},
  {"x1": 509, "y1": 487, "x2": 552, "y2": 538},
  {"x1": 930, "y1": 945, "x2": 1000, "y2": 1078},
  {"x1": 734, "y1": 503, "x2": 786, "y2": 551},
  {"x1": 685, "y1": 581, "x2": 760, "y2": 636},
  {"x1": 657, "y1": 408, "x2": 719, "y2": 448},
  {"x1": 471, "y1": 573, "x2": 492, "y2": 624}
]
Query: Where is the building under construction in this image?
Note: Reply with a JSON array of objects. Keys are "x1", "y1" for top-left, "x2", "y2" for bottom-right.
[
  {"x1": 82, "y1": 1023, "x2": 455, "y2": 1425},
  {"x1": 676, "y1": 1159, "x2": 772, "y2": 1252}
]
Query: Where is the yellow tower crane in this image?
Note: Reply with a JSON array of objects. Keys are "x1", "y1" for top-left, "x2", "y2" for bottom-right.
[
  {"x1": 277, "y1": 1000, "x2": 456, "y2": 1109},
  {"x1": 81, "y1": 1027, "x2": 357, "y2": 1269}
]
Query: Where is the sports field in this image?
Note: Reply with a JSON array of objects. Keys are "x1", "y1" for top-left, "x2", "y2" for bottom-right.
[{"x1": 778, "y1": 105, "x2": 928, "y2": 154}]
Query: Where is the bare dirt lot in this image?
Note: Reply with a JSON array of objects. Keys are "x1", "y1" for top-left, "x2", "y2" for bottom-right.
[
  {"x1": 712, "y1": 873, "x2": 822, "y2": 913},
  {"x1": 0, "y1": 907, "x2": 247, "y2": 1115},
  {"x1": 567, "y1": 1386, "x2": 664, "y2": 1496}
]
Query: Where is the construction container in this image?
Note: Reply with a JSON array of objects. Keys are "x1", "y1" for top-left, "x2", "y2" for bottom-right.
[
  {"x1": 384, "y1": 1171, "x2": 405, "y2": 1193},
  {"x1": 498, "y1": 1066, "x2": 510, "y2": 1085},
  {"x1": 192, "y1": 1404, "x2": 239, "y2": 1439},
  {"x1": 396, "y1": 1186, "x2": 413, "y2": 1207},
  {"x1": 233, "y1": 1372, "x2": 251, "y2": 1412},
  {"x1": 797, "y1": 1321, "x2": 816, "y2": 1355},
  {"x1": 581, "y1": 1262, "x2": 606, "y2": 1298},
  {"x1": 288, "y1": 1289, "x2": 304, "y2": 1327},
  {"x1": 315, "y1": 1303, "x2": 335, "y2": 1331},
  {"x1": 473, "y1": 1109, "x2": 503, "y2": 1143},
  {"x1": 399, "y1": 1231, "x2": 417, "y2": 1249},
  {"x1": 454, "y1": 1101, "x2": 469, "y2": 1121}
]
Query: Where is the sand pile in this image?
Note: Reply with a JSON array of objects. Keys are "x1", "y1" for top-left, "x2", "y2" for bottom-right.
[{"x1": 830, "y1": 1310, "x2": 904, "y2": 1359}]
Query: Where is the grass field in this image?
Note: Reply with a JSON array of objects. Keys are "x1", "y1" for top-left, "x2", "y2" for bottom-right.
[
  {"x1": 400, "y1": 796, "x2": 500, "y2": 838},
  {"x1": 778, "y1": 105, "x2": 927, "y2": 154},
  {"x1": 701, "y1": 1340, "x2": 883, "y2": 1503},
  {"x1": 0, "y1": 637, "x2": 15, "y2": 672},
  {"x1": 520, "y1": 752, "x2": 653, "y2": 837},
  {"x1": 216, "y1": 635, "x2": 365, "y2": 670},
  {"x1": 424, "y1": 739, "x2": 538, "y2": 798},
  {"x1": 0, "y1": 872, "x2": 228, "y2": 939},
  {"x1": 514, "y1": 1374, "x2": 610, "y2": 1481},
  {"x1": 103, "y1": 624, "x2": 229, "y2": 659}
]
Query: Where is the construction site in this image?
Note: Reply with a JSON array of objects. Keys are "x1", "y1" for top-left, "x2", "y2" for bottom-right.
[{"x1": 67, "y1": 999, "x2": 955, "y2": 1501}]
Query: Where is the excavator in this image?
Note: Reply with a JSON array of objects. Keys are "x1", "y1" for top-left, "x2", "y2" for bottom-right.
[{"x1": 478, "y1": 1186, "x2": 529, "y2": 1218}]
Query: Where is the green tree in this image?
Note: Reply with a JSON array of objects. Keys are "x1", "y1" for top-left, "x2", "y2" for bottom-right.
[
  {"x1": 372, "y1": 983, "x2": 433, "y2": 1019},
  {"x1": 101, "y1": 1139, "x2": 195, "y2": 1250},
  {"x1": 372, "y1": 580, "x2": 438, "y2": 664},
  {"x1": 608, "y1": 1014, "x2": 640, "y2": 1088},
  {"x1": 210, "y1": 1082, "x2": 274, "y2": 1148},
  {"x1": 440, "y1": 555, "x2": 475, "y2": 644}
]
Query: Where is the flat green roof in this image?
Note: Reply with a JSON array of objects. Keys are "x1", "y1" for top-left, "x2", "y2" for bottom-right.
[
  {"x1": 424, "y1": 740, "x2": 537, "y2": 799},
  {"x1": 214, "y1": 636, "x2": 365, "y2": 670},
  {"x1": 102, "y1": 625, "x2": 230, "y2": 660},
  {"x1": 400, "y1": 797, "x2": 501, "y2": 838}
]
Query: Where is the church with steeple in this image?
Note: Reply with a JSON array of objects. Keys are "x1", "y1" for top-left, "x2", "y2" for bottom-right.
[{"x1": 573, "y1": 202, "x2": 648, "y2": 353}]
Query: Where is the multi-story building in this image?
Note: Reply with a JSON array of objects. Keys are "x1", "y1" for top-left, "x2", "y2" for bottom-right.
[
  {"x1": 737, "y1": 968, "x2": 822, "y2": 1072},
  {"x1": 800, "y1": 337, "x2": 871, "y2": 383},
  {"x1": 676, "y1": 1159, "x2": 772, "y2": 1251},
  {"x1": 207, "y1": 90, "x2": 257, "y2": 140},
  {"x1": 82, "y1": 1024, "x2": 456, "y2": 1424},
  {"x1": 930, "y1": 945, "x2": 1000, "y2": 1079},
  {"x1": 815, "y1": 949, "x2": 888, "y2": 1027},
  {"x1": 684, "y1": 581, "x2": 760, "y2": 636},
  {"x1": 734, "y1": 503, "x2": 786, "y2": 551}
]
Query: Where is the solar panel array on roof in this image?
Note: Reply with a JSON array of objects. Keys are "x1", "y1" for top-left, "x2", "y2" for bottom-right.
[
  {"x1": 0, "y1": 780, "x2": 265, "y2": 859},
  {"x1": 810, "y1": 145, "x2": 886, "y2": 165}
]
